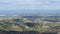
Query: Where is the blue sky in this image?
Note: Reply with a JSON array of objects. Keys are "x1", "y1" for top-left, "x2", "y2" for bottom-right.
[{"x1": 0, "y1": 0, "x2": 60, "y2": 10}]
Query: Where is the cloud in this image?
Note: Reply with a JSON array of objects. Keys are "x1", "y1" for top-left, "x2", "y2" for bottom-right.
[{"x1": 0, "y1": 0, "x2": 60, "y2": 10}]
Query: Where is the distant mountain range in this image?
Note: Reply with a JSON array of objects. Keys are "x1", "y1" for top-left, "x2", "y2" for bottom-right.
[{"x1": 0, "y1": 10, "x2": 60, "y2": 14}]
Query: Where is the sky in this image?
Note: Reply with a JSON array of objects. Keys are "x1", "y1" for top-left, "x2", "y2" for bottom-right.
[{"x1": 0, "y1": 0, "x2": 60, "y2": 10}]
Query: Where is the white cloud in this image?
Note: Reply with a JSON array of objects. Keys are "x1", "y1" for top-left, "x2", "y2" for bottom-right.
[{"x1": 0, "y1": 0, "x2": 60, "y2": 10}]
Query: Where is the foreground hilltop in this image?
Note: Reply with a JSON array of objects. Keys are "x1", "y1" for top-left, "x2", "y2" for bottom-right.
[{"x1": 0, "y1": 13, "x2": 60, "y2": 34}]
